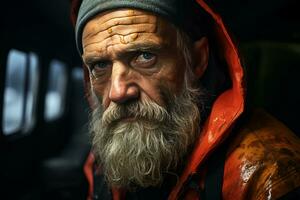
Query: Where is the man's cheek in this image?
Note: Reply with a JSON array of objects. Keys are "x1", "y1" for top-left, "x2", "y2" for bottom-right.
[
  {"x1": 155, "y1": 81, "x2": 176, "y2": 109},
  {"x1": 136, "y1": 77, "x2": 166, "y2": 107},
  {"x1": 91, "y1": 83, "x2": 111, "y2": 108}
]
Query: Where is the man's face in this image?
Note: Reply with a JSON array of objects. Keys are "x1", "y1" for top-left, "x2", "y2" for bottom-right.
[
  {"x1": 82, "y1": 9, "x2": 202, "y2": 189},
  {"x1": 82, "y1": 9, "x2": 186, "y2": 108}
]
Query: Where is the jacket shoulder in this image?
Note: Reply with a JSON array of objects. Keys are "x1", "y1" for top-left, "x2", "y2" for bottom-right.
[{"x1": 223, "y1": 109, "x2": 300, "y2": 200}]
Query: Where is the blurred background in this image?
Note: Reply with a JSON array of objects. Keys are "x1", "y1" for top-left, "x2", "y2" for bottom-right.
[{"x1": 0, "y1": 0, "x2": 299, "y2": 199}]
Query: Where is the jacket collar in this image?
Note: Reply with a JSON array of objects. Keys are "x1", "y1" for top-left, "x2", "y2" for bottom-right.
[{"x1": 168, "y1": 0, "x2": 245, "y2": 198}]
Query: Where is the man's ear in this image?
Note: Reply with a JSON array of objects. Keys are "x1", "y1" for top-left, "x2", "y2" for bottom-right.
[{"x1": 193, "y1": 37, "x2": 209, "y2": 79}]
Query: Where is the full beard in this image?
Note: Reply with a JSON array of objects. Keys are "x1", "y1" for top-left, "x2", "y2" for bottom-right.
[{"x1": 90, "y1": 83, "x2": 202, "y2": 189}]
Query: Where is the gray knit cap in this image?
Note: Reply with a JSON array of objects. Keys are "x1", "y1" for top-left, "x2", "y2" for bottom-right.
[{"x1": 75, "y1": 0, "x2": 186, "y2": 55}]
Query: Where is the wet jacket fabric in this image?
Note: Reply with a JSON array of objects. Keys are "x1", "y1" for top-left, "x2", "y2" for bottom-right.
[
  {"x1": 220, "y1": 109, "x2": 300, "y2": 200},
  {"x1": 83, "y1": 109, "x2": 300, "y2": 200},
  {"x1": 70, "y1": 0, "x2": 300, "y2": 199}
]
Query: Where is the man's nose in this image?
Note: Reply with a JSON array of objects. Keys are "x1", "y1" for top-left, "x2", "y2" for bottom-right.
[{"x1": 109, "y1": 63, "x2": 139, "y2": 104}]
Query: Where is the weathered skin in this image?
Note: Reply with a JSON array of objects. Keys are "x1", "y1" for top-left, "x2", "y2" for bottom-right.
[
  {"x1": 82, "y1": 9, "x2": 187, "y2": 109},
  {"x1": 72, "y1": 0, "x2": 300, "y2": 199}
]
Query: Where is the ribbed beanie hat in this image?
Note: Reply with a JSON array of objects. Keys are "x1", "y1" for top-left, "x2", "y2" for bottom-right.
[{"x1": 75, "y1": 0, "x2": 189, "y2": 54}]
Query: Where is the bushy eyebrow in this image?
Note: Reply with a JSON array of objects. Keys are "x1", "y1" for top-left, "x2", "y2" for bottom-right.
[
  {"x1": 82, "y1": 42, "x2": 163, "y2": 65},
  {"x1": 120, "y1": 42, "x2": 162, "y2": 53}
]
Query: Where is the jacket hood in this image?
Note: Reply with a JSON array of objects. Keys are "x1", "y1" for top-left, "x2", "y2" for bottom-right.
[{"x1": 70, "y1": 0, "x2": 245, "y2": 199}]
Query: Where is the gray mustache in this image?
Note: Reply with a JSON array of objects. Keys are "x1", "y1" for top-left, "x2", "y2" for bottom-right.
[{"x1": 101, "y1": 100, "x2": 171, "y2": 127}]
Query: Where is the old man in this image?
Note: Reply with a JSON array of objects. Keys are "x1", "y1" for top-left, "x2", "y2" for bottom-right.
[{"x1": 71, "y1": 0, "x2": 300, "y2": 199}]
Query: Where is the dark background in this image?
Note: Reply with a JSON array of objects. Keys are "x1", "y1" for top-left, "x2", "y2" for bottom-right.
[{"x1": 0, "y1": 0, "x2": 299, "y2": 199}]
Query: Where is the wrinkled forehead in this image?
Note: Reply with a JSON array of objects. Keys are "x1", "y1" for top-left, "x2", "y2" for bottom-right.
[
  {"x1": 82, "y1": 9, "x2": 158, "y2": 40},
  {"x1": 81, "y1": 9, "x2": 177, "y2": 56},
  {"x1": 75, "y1": 0, "x2": 184, "y2": 55},
  {"x1": 83, "y1": 9, "x2": 175, "y2": 38}
]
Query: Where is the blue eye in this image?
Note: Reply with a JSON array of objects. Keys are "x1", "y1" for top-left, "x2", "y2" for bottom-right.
[
  {"x1": 131, "y1": 52, "x2": 157, "y2": 68},
  {"x1": 141, "y1": 52, "x2": 154, "y2": 60},
  {"x1": 94, "y1": 61, "x2": 110, "y2": 69},
  {"x1": 91, "y1": 61, "x2": 111, "y2": 78}
]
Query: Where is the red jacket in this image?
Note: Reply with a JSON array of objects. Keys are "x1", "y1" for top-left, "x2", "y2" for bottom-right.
[{"x1": 71, "y1": 0, "x2": 300, "y2": 199}]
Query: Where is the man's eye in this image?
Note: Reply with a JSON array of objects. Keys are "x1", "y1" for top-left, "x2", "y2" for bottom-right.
[
  {"x1": 93, "y1": 61, "x2": 110, "y2": 69},
  {"x1": 131, "y1": 52, "x2": 157, "y2": 67},
  {"x1": 91, "y1": 61, "x2": 111, "y2": 78}
]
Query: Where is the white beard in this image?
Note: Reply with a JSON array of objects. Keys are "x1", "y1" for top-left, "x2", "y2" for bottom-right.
[{"x1": 90, "y1": 83, "x2": 202, "y2": 189}]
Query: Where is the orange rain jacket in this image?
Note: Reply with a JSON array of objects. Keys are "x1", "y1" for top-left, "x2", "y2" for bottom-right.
[{"x1": 70, "y1": 0, "x2": 300, "y2": 199}]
